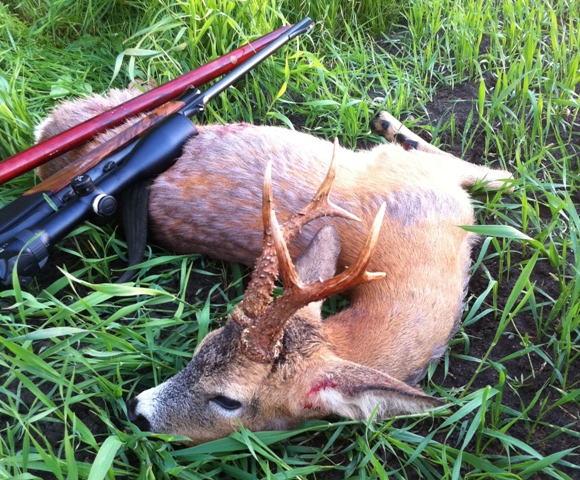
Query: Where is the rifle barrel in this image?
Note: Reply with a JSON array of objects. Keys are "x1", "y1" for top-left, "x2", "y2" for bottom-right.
[
  {"x1": 0, "y1": 24, "x2": 292, "y2": 185},
  {"x1": 181, "y1": 17, "x2": 314, "y2": 117}
]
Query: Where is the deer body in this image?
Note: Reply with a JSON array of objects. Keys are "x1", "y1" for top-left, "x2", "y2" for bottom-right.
[
  {"x1": 35, "y1": 88, "x2": 512, "y2": 443},
  {"x1": 146, "y1": 125, "x2": 476, "y2": 383}
]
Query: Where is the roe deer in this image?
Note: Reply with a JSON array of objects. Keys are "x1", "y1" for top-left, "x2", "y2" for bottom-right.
[{"x1": 35, "y1": 87, "x2": 513, "y2": 444}]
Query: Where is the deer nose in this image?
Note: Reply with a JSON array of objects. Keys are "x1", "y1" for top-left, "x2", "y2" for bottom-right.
[{"x1": 127, "y1": 398, "x2": 151, "y2": 431}]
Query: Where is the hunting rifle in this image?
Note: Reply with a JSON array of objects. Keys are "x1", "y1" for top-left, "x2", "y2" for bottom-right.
[{"x1": 0, "y1": 17, "x2": 314, "y2": 288}]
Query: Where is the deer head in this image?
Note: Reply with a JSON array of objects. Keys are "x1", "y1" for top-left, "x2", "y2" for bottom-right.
[{"x1": 126, "y1": 141, "x2": 442, "y2": 444}]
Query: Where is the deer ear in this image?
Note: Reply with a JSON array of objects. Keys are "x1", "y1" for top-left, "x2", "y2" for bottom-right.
[
  {"x1": 294, "y1": 225, "x2": 341, "y2": 318},
  {"x1": 306, "y1": 359, "x2": 444, "y2": 420},
  {"x1": 295, "y1": 225, "x2": 341, "y2": 284}
]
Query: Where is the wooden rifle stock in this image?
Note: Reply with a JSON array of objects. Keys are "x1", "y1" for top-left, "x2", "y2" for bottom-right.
[{"x1": 0, "y1": 24, "x2": 292, "y2": 185}]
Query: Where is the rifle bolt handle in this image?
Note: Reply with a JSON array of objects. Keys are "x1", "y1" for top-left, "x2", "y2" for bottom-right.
[{"x1": 93, "y1": 194, "x2": 117, "y2": 217}]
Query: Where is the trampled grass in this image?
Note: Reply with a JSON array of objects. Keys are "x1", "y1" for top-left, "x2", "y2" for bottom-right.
[{"x1": 1, "y1": 0, "x2": 579, "y2": 478}]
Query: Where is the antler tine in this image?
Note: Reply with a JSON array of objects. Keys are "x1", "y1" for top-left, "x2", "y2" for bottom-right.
[
  {"x1": 282, "y1": 138, "x2": 360, "y2": 244},
  {"x1": 261, "y1": 161, "x2": 274, "y2": 233},
  {"x1": 270, "y1": 207, "x2": 301, "y2": 290},
  {"x1": 241, "y1": 202, "x2": 387, "y2": 363},
  {"x1": 233, "y1": 162, "x2": 278, "y2": 326}
]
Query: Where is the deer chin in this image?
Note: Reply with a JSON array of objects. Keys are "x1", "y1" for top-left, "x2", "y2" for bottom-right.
[{"x1": 261, "y1": 416, "x2": 294, "y2": 431}]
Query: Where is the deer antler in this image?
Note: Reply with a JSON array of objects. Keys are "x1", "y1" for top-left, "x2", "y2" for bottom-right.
[
  {"x1": 232, "y1": 139, "x2": 358, "y2": 325},
  {"x1": 232, "y1": 140, "x2": 386, "y2": 363}
]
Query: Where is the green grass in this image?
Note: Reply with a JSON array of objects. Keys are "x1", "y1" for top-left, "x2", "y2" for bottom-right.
[{"x1": 1, "y1": 0, "x2": 579, "y2": 478}]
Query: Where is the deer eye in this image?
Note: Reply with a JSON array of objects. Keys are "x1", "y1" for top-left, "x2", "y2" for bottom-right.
[{"x1": 211, "y1": 395, "x2": 242, "y2": 411}]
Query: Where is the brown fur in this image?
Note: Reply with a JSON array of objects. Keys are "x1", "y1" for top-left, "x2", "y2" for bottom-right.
[{"x1": 35, "y1": 88, "x2": 513, "y2": 443}]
